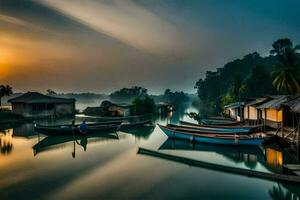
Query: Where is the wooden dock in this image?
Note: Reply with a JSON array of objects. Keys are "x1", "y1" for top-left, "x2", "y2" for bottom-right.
[
  {"x1": 283, "y1": 164, "x2": 300, "y2": 176},
  {"x1": 138, "y1": 147, "x2": 300, "y2": 184}
]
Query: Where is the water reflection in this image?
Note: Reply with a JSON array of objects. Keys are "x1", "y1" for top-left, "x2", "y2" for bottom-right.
[
  {"x1": 120, "y1": 124, "x2": 155, "y2": 139},
  {"x1": 33, "y1": 133, "x2": 119, "y2": 158},
  {"x1": 1, "y1": 103, "x2": 300, "y2": 199},
  {"x1": 0, "y1": 129, "x2": 13, "y2": 155},
  {"x1": 269, "y1": 183, "x2": 300, "y2": 200},
  {"x1": 159, "y1": 139, "x2": 265, "y2": 169}
]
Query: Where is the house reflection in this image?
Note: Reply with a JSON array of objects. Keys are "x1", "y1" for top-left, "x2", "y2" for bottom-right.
[
  {"x1": 0, "y1": 129, "x2": 13, "y2": 155},
  {"x1": 265, "y1": 148, "x2": 283, "y2": 173}
]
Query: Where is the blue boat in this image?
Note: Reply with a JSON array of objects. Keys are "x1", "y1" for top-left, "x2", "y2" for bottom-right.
[
  {"x1": 179, "y1": 121, "x2": 260, "y2": 133},
  {"x1": 168, "y1": 124, "x2": 253, "y2": 134},
  {"x1": 158, "y1": 124, "x2": 268, "y2": 146},
  {"x1": 201, "y1": 119, "x2": 244, "y2": 126}
]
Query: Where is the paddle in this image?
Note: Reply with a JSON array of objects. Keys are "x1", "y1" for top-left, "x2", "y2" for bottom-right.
[{"x1": 71, "y1": 120, "x2": 76, "y2": 158}]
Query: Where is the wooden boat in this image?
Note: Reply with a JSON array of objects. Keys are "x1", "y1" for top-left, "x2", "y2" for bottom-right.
[
  {"x1": 201, "y1": 119, "x2": 244, "y2": 126},
  {"x1": 167, "y1": 124, "x2": 249, "y2": 135},
  {"x1": 34, "y1": 121, "x2": 121, "y2": 135},
  {"x1": 158, "y1": 124, "x2": 268, "y2": 146},
  {"x1": 179, "y1": 120, "x2": 261, "y2": 133}
]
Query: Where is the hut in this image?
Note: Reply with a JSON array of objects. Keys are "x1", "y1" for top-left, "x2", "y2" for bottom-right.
[
  {"x1": 8, "y1": 92, "x2": 76, "y2": 118},
  {"x1": 243, "y1": 97, "x2": 270, "y2": 125},
  {"x1": 256, "y1": 95, "x2": 295, "y2": 131},
  {"x1": 282, "y1": 96, "x2": 300, "y2": 145},
  {"x1": 156, "y1": 102, "x2": 174, "y2": 115},
  {"x1": 107, "y1": 103, "x2": 132, "y2": 117},
  {"x1": 224, "y1": 102, "x2": 244, "y2": 121}
]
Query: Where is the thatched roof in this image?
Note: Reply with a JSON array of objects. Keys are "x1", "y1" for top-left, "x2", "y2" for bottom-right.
[
  {"x1": 256, "y1": 95, "x2": 294, "y2": 110},
  {"x1": 282, "y1": 96, "x2": 300, "y2": 113},
  {"x1": 8, "y1": 92, "x2": 75, "y2": 104}
]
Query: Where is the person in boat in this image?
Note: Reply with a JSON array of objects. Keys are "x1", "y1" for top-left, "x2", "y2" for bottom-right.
[{"x1": 79, "y1": 120, "x2": 88, "y2": 134}]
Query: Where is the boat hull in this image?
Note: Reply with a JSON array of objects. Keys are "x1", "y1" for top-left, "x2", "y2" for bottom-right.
[
  {"x1": 179, "y1": 121, "x2": 260, "y2": 133},
  {"x1": 158, "y1": 125, "x2": 265, "y2": 146},
  {"x1": 35, "y1": 123, "x2": 120, "y2": 136}
]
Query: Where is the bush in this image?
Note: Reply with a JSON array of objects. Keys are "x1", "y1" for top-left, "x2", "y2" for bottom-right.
[{"x1": 131, "y1": 96, "x2": 156, "y2": 115}]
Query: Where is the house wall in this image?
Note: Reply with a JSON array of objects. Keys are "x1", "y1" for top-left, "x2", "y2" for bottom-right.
[
  {"x1": 12, "y1": 102, "x2": 75, "y2": 118},
  {"x1": 249, "y1": 106, "x2": 258, "y2": 120},
  {"x1": 55, "y1": 103, "x2": 75, "y2": 116},
  {"x1": 263, "y1": 108, "x2": 282, "y2": 122},
  {"x1": 244, "y1": 106, "x2": 249, "y2": 119}
]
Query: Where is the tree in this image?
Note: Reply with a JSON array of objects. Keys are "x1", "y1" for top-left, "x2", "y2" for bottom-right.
[
  {"x1": 131, "y1": 96, "x2": 156, "y2": 115},
  {"x1": 270, "y1": 38, "x2": 300, "y2": 94},
  {"x1": 230, "y1": 74, "x2": 244, "y2": 101},
  {"x1": 46, "y1": 89, "x2": 57, "y2": 95},
  {"x1": 109, "y1": 86, "x2": 148, "y2": 102},
  {"x1": 0, "y1": 85, "x2": 13, "y2": 107},
  {"x1": 244, "y1": 66, "x2": 276, "y2": 97}
]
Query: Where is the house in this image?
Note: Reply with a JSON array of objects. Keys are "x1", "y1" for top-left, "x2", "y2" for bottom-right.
[
  {"x1": 282, "y1": 96, "x2": 300, "y2": 144},
  {"x1": 256, "y1": 95, "x2": 294, "y2": 129},
  {"x1": 8, "y1": 92, "x2": 76, "y2": 118},
  {"x1": 243, "y1": 97, "x2": 270, "y2": 125},
  {"x1": 84, "y1": 100, "x2": 132, "y2": 117},
  {"x1": 156, "y1": 102, "x2": 174, "y2": 115},
  {"x1": 224, "y1": 102, "x2": 244, "y2": 121},
  {"x1": 107, "y1": 103, "x2": 132, "y2": 117}
]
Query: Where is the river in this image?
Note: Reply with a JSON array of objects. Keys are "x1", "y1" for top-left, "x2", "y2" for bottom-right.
[{"x1": 0, "y1": 104, "x2": 299, "y2": 200}]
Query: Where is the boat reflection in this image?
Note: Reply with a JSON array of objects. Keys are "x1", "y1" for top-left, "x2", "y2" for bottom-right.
[
  {"x1": 33, "y1": 133, "x2": 119, "y2": 157},
  {"x1": 159, "y1": 139, "x2": 266, "y2": 168},
  {"x1": 120, "y1": 124, "x2": 155, "y2": 139}
]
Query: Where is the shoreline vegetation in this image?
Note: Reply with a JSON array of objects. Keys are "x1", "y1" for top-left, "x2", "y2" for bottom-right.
[{"x1": 195, "y1": 38, "x2": 300, "y2": 115}]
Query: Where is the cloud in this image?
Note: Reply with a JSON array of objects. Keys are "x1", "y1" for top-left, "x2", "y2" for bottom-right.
[
  {"x1": 0, "y1": 14, "x2": 27, "y2": 26},
  {"x1": 35, "y1": 0, "x2": 187, "y2": 55}
]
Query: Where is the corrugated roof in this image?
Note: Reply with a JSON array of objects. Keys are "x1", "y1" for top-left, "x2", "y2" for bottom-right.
[
  {"x1": 8, "y1": 92, "x2": 75, "y2": 104},
  {"x1": 244, "y1": 97, "x2": 270, "y2": 107},
  {"x1": 282, "y1": 96, "x2": 300, "y2": 113},
  {"x1": 224, "y1": 102, "x2": 244, "y2": 109},
  {"x1": 256, "y1": 95, "x2": 294, "y2": 110}
]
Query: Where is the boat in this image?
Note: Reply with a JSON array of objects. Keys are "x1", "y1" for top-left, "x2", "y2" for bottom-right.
[
  {"x1": 179, "y1": 120, "x2": 261, "y2": 133},
  {"x1": 158, "y1": 124, "x2": 268, "y2": 146},
  {"x1": 166, "y1": 124, "x2": 250, "y2": 135},
  {"x1": 34, "y1": 121, "x2": 121, "y2": 135},
  {"x1": 200, "y1": 118, "x2": 244, "y2": 126}
]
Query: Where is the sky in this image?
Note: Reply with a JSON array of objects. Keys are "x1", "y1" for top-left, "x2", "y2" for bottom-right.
[{"x1": 0, "y1": 0, "x2": 300, "y2": 94}]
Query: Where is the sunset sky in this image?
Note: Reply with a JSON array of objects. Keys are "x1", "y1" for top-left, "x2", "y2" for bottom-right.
[{"x1": 0, "y1": 0, "x2": 300, "y2": 94}]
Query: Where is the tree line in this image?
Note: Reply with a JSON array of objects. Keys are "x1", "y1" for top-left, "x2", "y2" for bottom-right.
[{"x1": 195, "y1": 38, "x2": 300, "y2": 114}]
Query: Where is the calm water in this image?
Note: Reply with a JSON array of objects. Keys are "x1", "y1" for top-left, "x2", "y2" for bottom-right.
[{"x1": 1, "y1": 105, "x2": 300, "y2": 200}]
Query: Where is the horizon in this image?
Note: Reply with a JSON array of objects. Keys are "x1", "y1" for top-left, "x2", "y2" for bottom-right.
[{"x1": 1, "y1": 0, "x2": 300, "y2": 94}]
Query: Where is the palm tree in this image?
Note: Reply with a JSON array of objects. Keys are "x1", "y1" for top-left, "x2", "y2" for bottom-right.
[
  {"x1": 270, "y1": 38, "x2": 300, "y2": 94},
  {"x1": 0, "y1": 85, "x2": 13, "y2": 107}
]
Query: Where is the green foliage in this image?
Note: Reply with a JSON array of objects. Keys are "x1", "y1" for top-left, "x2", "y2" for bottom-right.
[
  {"x1": 195, "y1": 52, "x2": 276, "y2": 114},
  {"x1": 131, "y1": 96, "x2": 156, "y2": 115},
  {"x1": 110, "y1": 86, "x2": 148, "y2": 103},
  {"x1": 0, "y1": 85, "x2": 13, "y2": 107},
  {"x1": 270, "y1": 38, "x2": 300, "y2": 94},
  {"x1": 244, "y1": 66, "x2": 276, "y2": 97},
  {"x1": 220, "y1": 92, "x2": 234, "y2": 109},
  {"x1": 163, "y1": 89, "x2": 189, "y2": 106}
]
